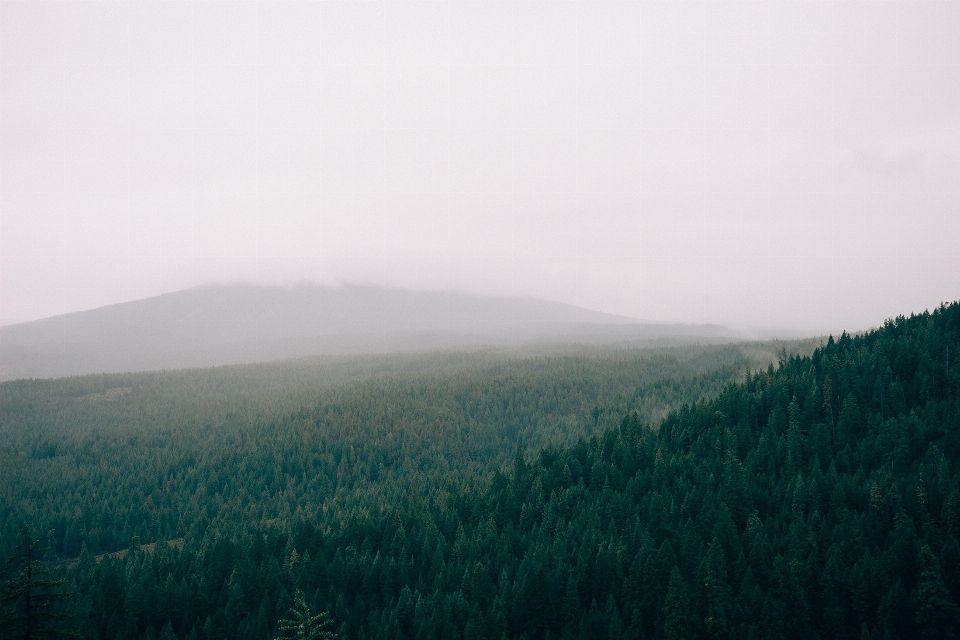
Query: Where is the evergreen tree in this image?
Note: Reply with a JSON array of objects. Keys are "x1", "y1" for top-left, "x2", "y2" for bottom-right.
[
  {"x1": 914, "y1": 544, "x2": 960, "y2": 640},
  {"x1": 159, "y1": 621, "x2": 177, "y2": 640},
  {"x1": 698, "y1": 538, "x2": 730, "y2": 639},
  {"x1": 277, "y1": 589, "x2": 337, "y2": 640},
  {"x1": 663, "y1": 567, "x2": 694, "y2": 640},
  {"x1": 0, "y1": 525, "x2": 79, "y2": 639}
]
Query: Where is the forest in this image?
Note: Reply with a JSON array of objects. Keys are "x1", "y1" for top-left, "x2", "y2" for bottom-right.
[{"x1": 1, "y1": 304, "x2": 958, "y2": 639}]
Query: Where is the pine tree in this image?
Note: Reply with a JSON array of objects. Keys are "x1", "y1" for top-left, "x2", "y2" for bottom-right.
[
  {"x1": 663, "y1": 567, "x2": 694, "y2": 640},
  {"x1": 914, "y1": 544, "x2": 960, "y2": 640},
  {"x1": 0, "y1": 525, "x2": 79, "y2": 639},
  {"x1": 159, "y1": 621, "x2": 177, "y2": 640},
  {"x1": 562, "y1": 573, "x2": 581, "y2": 629},
  {"x1": 699, "y1": 538, "x2": 730, "y2": 639},
  {"x1": 277, "y1": 589, "x2": 337, "y2": 640}
]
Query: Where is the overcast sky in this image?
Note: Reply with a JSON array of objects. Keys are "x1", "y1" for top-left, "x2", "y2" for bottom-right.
[{"x1": 1, "y1": 1, "x2": 958, "y2": 332}]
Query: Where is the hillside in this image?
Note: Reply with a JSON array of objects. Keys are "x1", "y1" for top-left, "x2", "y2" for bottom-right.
[
  {"x1": 0, "y1": 284, "x2": 743, "y2": 380},
  {"x1": 0, "y1": 340, "x2": 809, "y2": 559},
  {"x1": 0, "y1": 303, "x2": 952, "y2": 640}
]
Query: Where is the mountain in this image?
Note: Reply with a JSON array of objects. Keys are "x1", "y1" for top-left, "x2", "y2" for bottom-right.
[{"x1": 0, "y1": 283, "x2": 743, "y2": 380}]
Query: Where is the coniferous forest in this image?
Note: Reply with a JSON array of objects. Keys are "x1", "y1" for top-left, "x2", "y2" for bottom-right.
[{"x1": 2, "y1": 303, "x2": 959, "y2": 639}]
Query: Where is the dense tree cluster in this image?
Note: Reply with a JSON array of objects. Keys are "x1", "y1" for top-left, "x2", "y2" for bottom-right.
[
  {"x1": 2, "y1": 304, "x2": 958, "y2": 638},
  {"x1": 2, "y1": 344, "x2": 778, "y2": 562}
]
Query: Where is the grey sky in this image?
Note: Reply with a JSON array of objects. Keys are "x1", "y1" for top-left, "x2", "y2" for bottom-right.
[{"x1": 2, "y1": 1, "x2": 958, "y2": 331}]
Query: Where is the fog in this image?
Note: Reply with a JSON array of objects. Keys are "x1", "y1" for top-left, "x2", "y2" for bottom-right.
[{"x1": 2, "y1": 1, "x2": 958, "y2": 332}]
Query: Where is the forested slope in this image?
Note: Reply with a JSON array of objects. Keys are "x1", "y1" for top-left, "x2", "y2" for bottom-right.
[
  {"x1": 3, "y1": 303, "x2": 958, "y2": 639},
  {"x1": 1, "y1": 342, "x2": 795, "y2": 561}
]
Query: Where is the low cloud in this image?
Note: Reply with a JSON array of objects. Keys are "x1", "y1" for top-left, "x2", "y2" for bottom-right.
[
  {"x1": 851, "y1": 147, "x2": 923, "y2": 176},
  {"x1": 844, "y1": 118, "x2": 960, "y2": 177}
]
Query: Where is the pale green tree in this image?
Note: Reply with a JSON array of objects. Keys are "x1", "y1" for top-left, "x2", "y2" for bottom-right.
[{"x1": 277, "y1": 589, "x2": 337, "y2": 640}]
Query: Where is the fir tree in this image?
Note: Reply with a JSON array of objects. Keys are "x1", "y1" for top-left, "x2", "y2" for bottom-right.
[
  {"x1": 0, "y1": 525, "x2": 79, "y2": 640},
  {"x1": 663, "y1": 567, "x2": 694, "y2": 640},
  {"x1": 699, "y1": 538, "x2": 731, "y2": 639},
  {"x1": 277, "y1": 589, "x2": 337, "y2": 640},
  {"x1": 914, "y1": 544, "x2": 960, "y2": 640}
]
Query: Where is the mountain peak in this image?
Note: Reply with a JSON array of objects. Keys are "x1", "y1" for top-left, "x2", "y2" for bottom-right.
[{"x1": 0, "y1": 284, "x2": 735, "y2": 380}]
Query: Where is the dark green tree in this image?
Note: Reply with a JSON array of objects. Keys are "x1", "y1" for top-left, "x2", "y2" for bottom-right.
[
  {"x1": 0, "y1": 525, "x2": 78, "y2": 640},
  {"x1": 914, "y1": 544, "x2": 959, "y2": 640},
  {"x1": 698, "y1": 538, "x2": 731, "y2": 639},
  {"x1": 663, "y1": 567, "x2": 694, "y2": 640}
]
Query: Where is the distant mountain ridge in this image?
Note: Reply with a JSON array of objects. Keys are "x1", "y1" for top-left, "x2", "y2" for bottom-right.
[{"x1": 0, "y1": 283, "x2": 739, "y2": 380}]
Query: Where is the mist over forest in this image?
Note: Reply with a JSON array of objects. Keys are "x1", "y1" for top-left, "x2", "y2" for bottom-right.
[
  {"x1": 0, "y1": 283, "x2": 763, "y2": 381},
  {"x1": 3, "y1": 1, "x2": 960, "y2": 639}
]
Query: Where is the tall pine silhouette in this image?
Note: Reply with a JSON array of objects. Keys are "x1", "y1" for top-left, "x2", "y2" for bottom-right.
[{"x1": 0, "y1": 525, "x2": 78, "y2": 639}]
